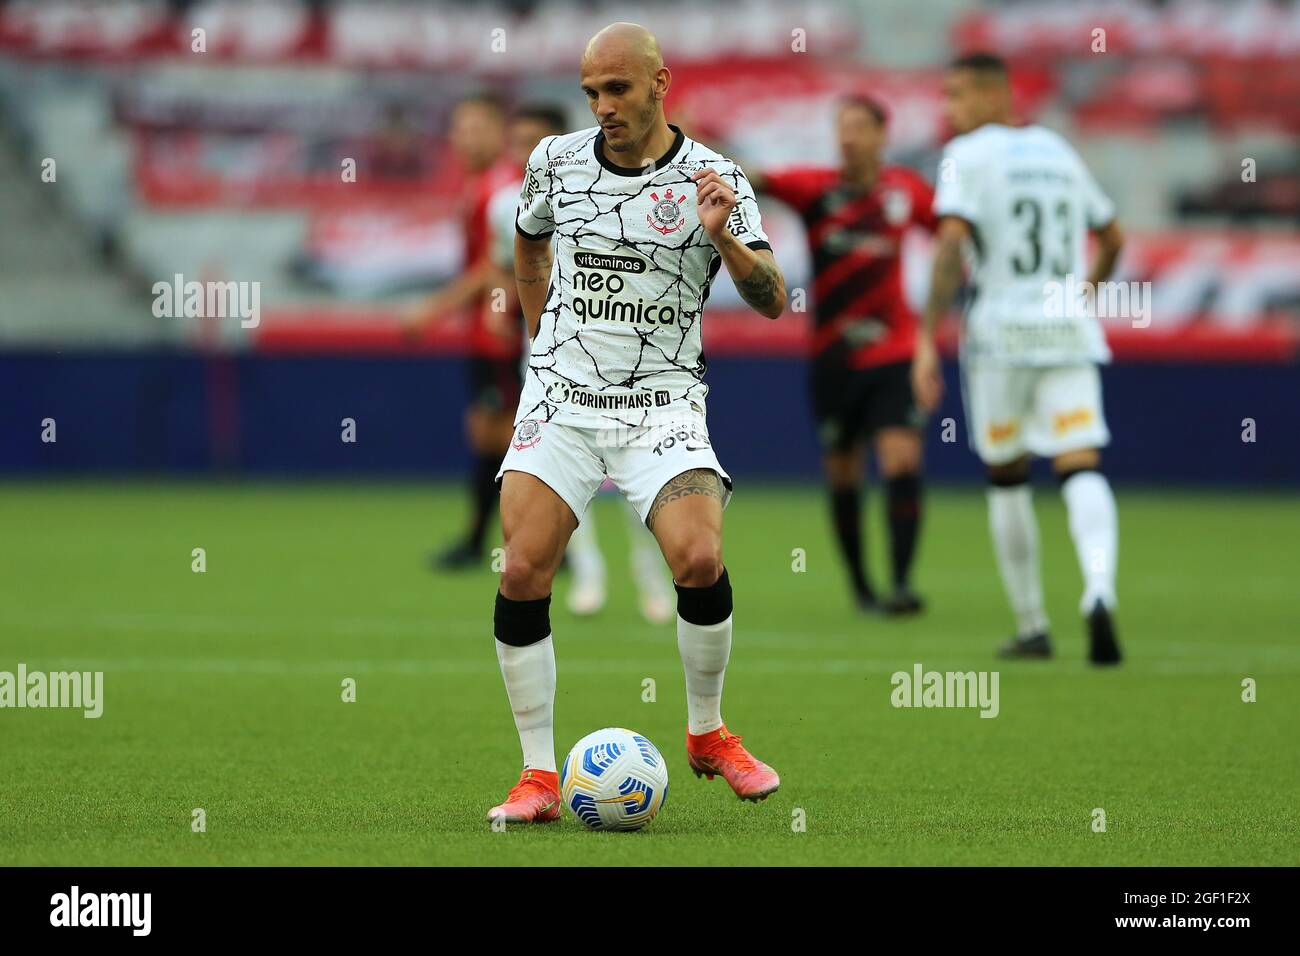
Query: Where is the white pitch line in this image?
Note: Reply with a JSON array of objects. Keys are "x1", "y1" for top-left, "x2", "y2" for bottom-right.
[
  {"x1": 3, "y1": 613, "x2": 1298, "y2": 663},
  {"x1": 20, "y1": 656, "x2": 1300, "y2": 677}
]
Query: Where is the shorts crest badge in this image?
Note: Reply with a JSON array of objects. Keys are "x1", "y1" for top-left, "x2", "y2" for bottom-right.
[{"x1": 512, "y1": 419, "x2": 542, "y2": 451}]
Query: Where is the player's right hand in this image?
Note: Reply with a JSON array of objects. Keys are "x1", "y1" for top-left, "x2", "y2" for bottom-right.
[{"x1": 911, "y1": 336, "x2": 944, "y2": 412}]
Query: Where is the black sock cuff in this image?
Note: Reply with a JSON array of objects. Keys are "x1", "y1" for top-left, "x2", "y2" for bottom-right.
[
  {"x1": 886, "y1": 473, "x2": 920, "y2": 494},
  {"x1": 675, "y1": 567, "x2": 733, "y2": 626},
  {"x1": 1057, "y1": 466, "x2": 1102, "y2": 487},
  {"x1": 494, "y1": 591, "x2": 551, "y2": 646},
  {"x1": 988, "y1": 472, "x2": 1030, "y2": 489}
]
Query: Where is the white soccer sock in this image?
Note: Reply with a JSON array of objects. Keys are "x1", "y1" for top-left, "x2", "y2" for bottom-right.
[
  {"x1": 677, "y1": 615, "x2": 731, "y2": 735},
  {"x1": 566, "y1": 511, "x2": 606, "y2": 584},
  {"x1": 987, "y1": 485, "x2": 1049, "y2": 638},
  {"x1": 495, "y1": 635, "x2": 557, "y2": 773},
  {"x1": 1061, "y1": 471, "x2": 1119, "y2": 613}
]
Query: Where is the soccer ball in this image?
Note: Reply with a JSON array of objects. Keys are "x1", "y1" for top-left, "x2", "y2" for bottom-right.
[{"x1": 560, "y1": 727, "x2": 669, "y2": 831}]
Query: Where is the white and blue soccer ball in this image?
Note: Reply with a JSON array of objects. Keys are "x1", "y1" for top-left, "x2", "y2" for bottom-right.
[{"x1": 561, "y1": 727, "x2": 669, "y2": 831}]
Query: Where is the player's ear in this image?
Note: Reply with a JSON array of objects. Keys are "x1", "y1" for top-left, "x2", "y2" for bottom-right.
[{"x1": 655, "y1": 66, "x2": 671, "y2": 100}]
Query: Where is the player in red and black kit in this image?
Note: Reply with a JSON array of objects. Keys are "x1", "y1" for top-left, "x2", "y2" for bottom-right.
[
  {"x1": 406, "y1": 92, "x2": 523, "y2": 569},
  {"x1": 749, "y1": 95, "x2": 937, "y2": 615}
]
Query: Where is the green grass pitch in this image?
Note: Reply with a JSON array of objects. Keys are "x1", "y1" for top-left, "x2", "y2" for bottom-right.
[{"x1": 1, "y1": 480, "x2": 1296, "y2": 866}]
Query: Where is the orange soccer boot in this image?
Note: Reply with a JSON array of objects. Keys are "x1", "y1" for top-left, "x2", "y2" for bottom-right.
[
  {"x1": 486, "y1": 769, "x2": 562, "y2": 824},
  {"x1": 686, "y1": 725, "x2": 780, "y2": 802}
]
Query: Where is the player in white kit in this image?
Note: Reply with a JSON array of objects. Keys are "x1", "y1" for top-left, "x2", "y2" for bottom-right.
[
  {"x1": 912, "y1": 53, "x2": 1126, "y2": 665},
  {"x1": 486, "y1": 23, "x2": 787, "y2": 824},
  {"x1": 484, "y1": 105, "x2": 675, "y2": 625}
]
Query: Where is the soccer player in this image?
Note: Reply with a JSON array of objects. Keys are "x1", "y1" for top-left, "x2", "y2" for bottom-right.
[
  {"x1": 407, "y1": 92, "x2": 520, "y2": 570},
  {"x1": 912, "y1": 53, "x2": 1125, "y2": 664},
  {"x1": 483, "y1": 104, "x2": 675, "y2": 625},
  {"x1": 748, "y1": 95, "x2": 936, "y2": 616},
  {"x1": 487, "y1": 22, "x2": 787, "y2": 823}
]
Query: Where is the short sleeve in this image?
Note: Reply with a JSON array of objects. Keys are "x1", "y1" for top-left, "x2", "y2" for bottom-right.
[
  {"x1": 516, "y1": 138, "x2": 554, "y2": 240},
  {"x1": 933, "y1": 140, "x2": 981, "y2": 225},
  {"x1": 725, "y1": 167, "x2": 771, "y2": 252}
]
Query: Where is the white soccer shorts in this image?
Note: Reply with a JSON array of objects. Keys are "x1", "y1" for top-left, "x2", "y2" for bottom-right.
[
  {"x1": 960, "y1": 363, "x2": 1111, "y2": 465},
  {"x1": 495, "y1": 412, "x2": 733, "y2": 526}
]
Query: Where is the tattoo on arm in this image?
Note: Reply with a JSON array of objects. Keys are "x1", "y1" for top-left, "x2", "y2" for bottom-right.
[
  {"x1": 736, "y1": 256, "x2": 779, "y2": 312},
  {"x1": 516, "y1": 251, "x2": 552, "y2": 285},
  {"x1": 647, "y1": 468, "x2": 724, "y2": 531},
  {"x1": 922, "y1": 235, "x2": 964, "y2": 333}
]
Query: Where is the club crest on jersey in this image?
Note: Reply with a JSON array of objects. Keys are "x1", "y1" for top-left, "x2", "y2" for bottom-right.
[
  {"x1": 647, "y1": 188, "x2": 687, "y2": 235},
  {"x1": 882, "y1": 188, "x2": 912, "y2": 226},
  {"x1": 512, "y1": 419, "x2": 542, "y2": 450}
]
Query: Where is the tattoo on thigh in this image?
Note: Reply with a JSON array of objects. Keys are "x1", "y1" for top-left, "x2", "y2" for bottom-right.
[{"x1": 647, "y1": 468, "x2": 723, "y2": 530}]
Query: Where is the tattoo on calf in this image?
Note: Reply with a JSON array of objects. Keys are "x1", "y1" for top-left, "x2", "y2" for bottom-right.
[{"x1": 648, "y1": 468, "x2": 723, "y2": 530}]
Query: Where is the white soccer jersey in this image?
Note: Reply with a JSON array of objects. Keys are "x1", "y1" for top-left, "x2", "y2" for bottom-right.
[
  {"x1": 514, "y1": 123, "x2": 771, "y2": 428},
  {"x1": 934, "y1": 124, "x2": 1116, "y2": 366},
  {"x1": 487, "y1": 175, "x2": 521, "y2": 271}
]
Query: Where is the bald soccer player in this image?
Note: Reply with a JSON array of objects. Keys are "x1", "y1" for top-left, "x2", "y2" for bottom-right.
[
  {"x1": 482, "y1": 104, "x2": 676, "y2": 624},
  {"x1": 486, "y1": 23, "x2": 787, "y2": 824}
]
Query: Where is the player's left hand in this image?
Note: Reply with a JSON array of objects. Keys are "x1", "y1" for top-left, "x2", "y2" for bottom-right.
[
  {"x1": 911, "y1": 335, "x2": 944, "y2": 413},
  {"x1": 691, "y1": 168, "x2": 737, "y2": 240}
]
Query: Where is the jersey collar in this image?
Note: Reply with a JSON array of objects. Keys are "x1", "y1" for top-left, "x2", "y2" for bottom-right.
[{"x1": 593, "y1": 123, "x2": 685, "y2": 177}]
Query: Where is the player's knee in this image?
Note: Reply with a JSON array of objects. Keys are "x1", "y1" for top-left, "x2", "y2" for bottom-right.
[
  {"x1": 1053, "y1": 448, "x2": 1101, "y2": 475},
  {"x1": 875, "y1": 429, "x2": 923, "y2": 477},
  {"x1": 822, "y1": 451, "x2": 861, "y2": 488},
  {"x1": 498, "y1": 548, "x2": 555, "y2": 600},
  {"x1": 880, "y1": 447, "x2": 922, "y2": 478},
  {"x1": 669, "y1": 542, "x2": 723, "y2": 588}
]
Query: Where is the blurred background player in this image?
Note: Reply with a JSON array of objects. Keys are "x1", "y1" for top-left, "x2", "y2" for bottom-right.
[
  {"x1": 747, "y1": 96, "x2": 936, "y2": 616},
  {"x1": 564, "y1": 482, "x2": 676, "y2": 624},
  {"x1": 407, "y1": 92, "x2": 520, "y2": 570},
  {"x1": 912, "y1": 53, "x2": 1125, "y2": 664},
  {"x1": 483, "y1": 103, "x2": 675, "y2": 624}
]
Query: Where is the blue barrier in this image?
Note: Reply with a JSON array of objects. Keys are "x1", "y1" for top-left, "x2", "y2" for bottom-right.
[{"x1": 1, "y1": 352, "x2": 1295, "y2": 484}]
